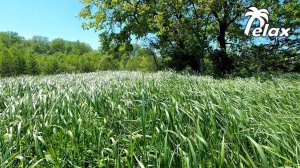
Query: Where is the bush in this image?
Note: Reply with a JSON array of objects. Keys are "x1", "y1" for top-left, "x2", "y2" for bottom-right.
[
  {"x1": 99, "y1": 56, "x2": 119, "y2": 70},
  {"x1": 125, "y1": 48, "x2": 157, "y2": 71},
  {"x1": 210, "y1": 50, "x2": 234, "y2": 77},
  {"x1": 233, "y1": 45, "x2": 300, "y2": 77}
]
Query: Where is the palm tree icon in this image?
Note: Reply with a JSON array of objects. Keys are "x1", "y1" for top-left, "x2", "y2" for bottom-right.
[{"x1": 244, "y1": 7, "x2": 269, "y2": 35}]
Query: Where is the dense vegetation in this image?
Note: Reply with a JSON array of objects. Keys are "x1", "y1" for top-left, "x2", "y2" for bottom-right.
[
  {"x1": 80, "y1": 0, "x2": 300, "y2": 77},
  {"x1": 0, "y1": 32, "x2": 157, "y2": 77},
  {"x1": 0, "y1": 0, "x2": 299, "y2": 167},
  {"x1": 0, "y1": 72, "x2": 299, "y2": 167},
  {"x1": 1, "y1": 31, "x2": 298, "y2": 78},
  {"x1": 1, "y1": 1, "x2": 300, "y2": 77}
]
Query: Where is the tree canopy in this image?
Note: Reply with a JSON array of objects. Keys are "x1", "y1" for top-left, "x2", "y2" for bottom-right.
[{"x1": 79, "y1": 0, "x2": 300, "y2": 75}]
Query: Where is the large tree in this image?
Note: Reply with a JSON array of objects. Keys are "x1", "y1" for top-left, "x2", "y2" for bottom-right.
[
  {"x1": 79, "y1": 0, "x2": 299, "y2": 73},
  {"x1": 79, "y1": 0, "x2": 213, "y2": 71},
  {"x1": 209, "y1": 0, "x2": 251, "y2": 51}
]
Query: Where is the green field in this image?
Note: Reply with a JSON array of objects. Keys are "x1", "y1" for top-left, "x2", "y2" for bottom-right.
[{"x1": 0, "y1": 72, "x2": 300, "y2": 167}]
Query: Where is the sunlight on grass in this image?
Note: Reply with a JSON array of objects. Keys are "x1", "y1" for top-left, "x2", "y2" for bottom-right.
[{"x1": 0, "y1": 72, "x2": 299, "y2": 167}]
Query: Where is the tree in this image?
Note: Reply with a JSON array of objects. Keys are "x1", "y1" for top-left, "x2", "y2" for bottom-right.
[
  {"x1": 41, "y1": 56, "x2": 60, "y2": 74},
  {"x1": 99, "y1": 56, "x2": 119, "y2": 70},
  {"x1": 49, "y1": 38, "x2": 66, "y2": 54},
  {"x1": 0, "y1": 47, "x2": 13, "y2": 76},
  {"x1": 99, "y1": 43, "x2": 133, "y2": 70},
  {"x1": 0, "y1": 32, "x2": 27, "y2": 76},
  {"x1": 237, "y1": 0, "x2": 300, "y2": 74},
  {"x1": 30, "y1": 36, "x2": 50, "y2": 54},
  {"x1": 79, "y1": 0, "x2": 211, "y2": 72},
  {"x1": 26, "y1": 54, "x2": 39, "y2": 75},
  {"x1": 65, "y1": 40, "x2": 93, "y2": 55},
  {"x1": 0, "y1": 32, "x2": 24, "y2": 49},
  {"x1": 126, "y1": 48, "x2": 157, "y2": 71},
  {"x1": 9, "y1": 43, "x2": 27, "y2": 75},
  {"x1": 265, "y1": 0, "x2": 299, "y2": 51},
  {"x1": 208, "y1": 0, "x2": 256, "y2": 52},
  {"x1": 0, "y1": 31, "x2": 103, "y2": 76}
]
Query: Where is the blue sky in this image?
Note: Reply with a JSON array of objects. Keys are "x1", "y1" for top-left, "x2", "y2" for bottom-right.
[{"x1": 0, "y1": 0, "x2": 100, "y2": 49}]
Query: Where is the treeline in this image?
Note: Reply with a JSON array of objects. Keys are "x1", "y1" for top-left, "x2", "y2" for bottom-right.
[
  {"x1": 0, "y1": 31, "x2": 299, "y2": 77},
  {"x1": 0, "y1": 32, "x2": 157, "y2": 77},
  {"x1": 79, "y1": 0, "x2": 300, "y2": 77}
]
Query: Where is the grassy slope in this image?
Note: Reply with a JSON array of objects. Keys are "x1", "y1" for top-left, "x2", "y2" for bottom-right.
[{"x1": 0, "y1": 72, "x2": 299, "y2": 167}]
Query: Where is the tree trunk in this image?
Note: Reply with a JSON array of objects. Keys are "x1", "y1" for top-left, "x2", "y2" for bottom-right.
[
  {"x1": 152, "y1": 54, "x2": 159, "y2": 70},
  {"x1": 217, "y1": 23, "x2": 227, "y2": 51},
  {"x1": 199, "y1": 57, "x2": 205, "y2": 74},
  {"x1": 214, "y1": 22, "x2": 235, "y2": 76}
]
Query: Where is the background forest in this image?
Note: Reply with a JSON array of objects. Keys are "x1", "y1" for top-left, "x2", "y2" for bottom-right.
[
  {"x1": 0, "y1": 32, "x2": 157, "y2": 76},
  {"x1": 0, "y1": 0, "x2": 299, "y2": 77}
]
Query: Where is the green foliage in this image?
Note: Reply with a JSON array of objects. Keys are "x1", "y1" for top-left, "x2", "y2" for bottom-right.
[
  {"x1": 49, "y1": 38, "x2": 93, "y2": 55},
  {"x1": 126, "y1": 48, "x2": 157, "y2": 71},
  {"x1": 79, "y1": 0, "x2": 300, "y2": 75},
  {"x1": 25, "y1": 54, "x2": 39, "y2": 75},
  {"x1": 0, "y1": 31, "x2": 161, "y2": 77},
  {"x1": 2, "y1": 0, "x2": 300, "y2": 78},
  {"x1": 0, "y1": 32, "x2": 24, "y2": 48},
  {"x1": 0, "y1": 48, "x2": 13, "y2": 76},
  {"x1": 234, "y1": 45, "x2": 300, "y2": 77},
  {"x1": 79, "y1": 0, "x2": 213, "y2": 71},
  {"x1": 30, "y1": 36, "x2": 50, "y2": 54},
  {"x1": 49, "y1": 38, "x2": 66, "y2": 54},
  {"x1": 9, "y1": 43, "x2": 27, "y2": 75},
  {"x1": 99, "y1": 55, "x2": 119, "y2": 70}
]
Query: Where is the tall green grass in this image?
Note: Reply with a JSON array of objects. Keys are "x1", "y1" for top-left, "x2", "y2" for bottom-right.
[{"x1": 0, "y1": 72, "x2": 299, "y2": 167}]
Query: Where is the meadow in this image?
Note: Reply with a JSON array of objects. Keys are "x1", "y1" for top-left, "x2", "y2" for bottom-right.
[{"x1": 0, "y1": 72, "x2": 299, "y2": 167}]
